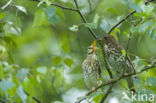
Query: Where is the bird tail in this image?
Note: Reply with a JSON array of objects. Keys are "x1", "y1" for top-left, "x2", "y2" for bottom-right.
[{"x1": 126, "y1": 77, "x2": 136, "y2": 93}]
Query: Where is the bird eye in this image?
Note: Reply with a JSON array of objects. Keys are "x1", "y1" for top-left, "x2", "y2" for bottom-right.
[{"x1": 104, "y1": 37, "x2": 107, "y2": 39}]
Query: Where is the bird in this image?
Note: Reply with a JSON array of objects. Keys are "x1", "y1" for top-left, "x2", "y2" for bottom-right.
[
  {"x1": 82, "y1": 41, "x2": 101, "y2": 90},
  {"x1": 103, "y1": 35, "x2": 136, "y2": 93}
]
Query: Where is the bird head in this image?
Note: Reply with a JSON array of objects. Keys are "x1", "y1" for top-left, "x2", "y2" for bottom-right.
[
  {"x1": 87, "y1": 40, "x2": 98, "y2": 55},
  {"x1": 103, "y1": 35, "x2": 116, "y2": 45}
]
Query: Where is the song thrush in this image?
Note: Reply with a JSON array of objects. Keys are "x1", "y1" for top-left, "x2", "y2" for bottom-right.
[
  {"x1": 103, "y1": 35, "x2": 136, "y2": 92},
  {"x1": 82, "y1": 41, "x2": 101, "y2": 89}
]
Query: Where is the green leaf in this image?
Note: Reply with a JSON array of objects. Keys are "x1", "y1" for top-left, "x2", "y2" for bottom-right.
[
  {"x1": 44, "y1": 7, "x2": 60, "y2": 25},
  {"x1": 37, "y1": 66, "x2": 47, "y2": 74},
  {"x1": 0, "y1": 12, "x2": 6, "y2": 20},
  {"x1": 84, "y1": 14, "x2": 99, "y2": 29},
  {"x1": 0, "y1": 64, "x2": 3, "y2": 79},
  {"x1": 61, "y1": 42, "x2": 70, "y2": 53},
  {"x1": 44, "y1": 7, "x2": 56, "y2": 18},
  {"x1": 88, "y1": 91, "x2": 103, "y2": 98},
  {"x1": 64, "y1": 58, "x2": 73, "y2": 67},
  {"x1": 85, "y1": 23, "x2": 97, "y2": 29},
  {"x1": 92, "y1": 94, "x2": 103, "y2": 103},
  {"x1": 139, "y1": 21, "x2": 152, "y2": 33},
  {"x1": 69, "y1": 25, "x2": 79, "y2": 32},
  {"x1": 107, "y1": 8, "x2": 118, "y2": 14},
  {"x1": 1, "y1": 0, "x2": 12, "y2": 10},
  {"x1": 48, "y1": 15, "x2": 60, "y2": 25},
  {"x1": 100, "y1": 20, "x2": 111, "y2": 33},
  {"x1": 77, "y1": 96, "x2": 87, "y2": 102},
  {"x1": 0, "y1": 79, "x2": 15, "y2": 92},
  {"x1": 129, "y1": 3, "x2": 142, "y2": 13},
  {"x1": 33, "y1": 10, "x2": 49, "y2": 27},
  {"x1": 15, "y1": 5, "x2": 27, "y2": 15},
  {"x1": 16, "y1": 86, "x2": 27, "y2": 103},
  {"x1": 52, "y1": 56, "x2": 61, "y2": 66},
  {"x1": 16, "y1": 68, "x2": 29, "y2": 81},
  {"x1": 0, "y1": 45, "x2": 6, "y2": 54},
  {"x1": 3, "y1": 23, "x2": 21, "y2": 35},
  {"x1": 93, "y1": 14, "x2": 99, "y2": 24},
  {"x1": 146, "y1": 77, "x2": 156, "y2": 87}
]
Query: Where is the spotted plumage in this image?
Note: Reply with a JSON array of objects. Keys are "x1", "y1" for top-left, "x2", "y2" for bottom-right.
[
  {"x1": 103, "y1": 35, "x2": 136, "y2": 92},
  {"x1": 82, "y1": 41, "x2": 101, "y2": 89}
]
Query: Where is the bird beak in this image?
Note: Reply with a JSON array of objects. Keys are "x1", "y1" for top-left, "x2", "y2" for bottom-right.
[{"x1": 92, "y1": 40, "x2": 98, "y2": 52}]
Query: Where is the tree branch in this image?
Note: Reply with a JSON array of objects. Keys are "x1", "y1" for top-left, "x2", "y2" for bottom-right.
[
  {"x1": 86, "y1": 62, "x2": 156, "y2": 96},
  {"x1": 25, "y1": 92, "x2": 42, "y2": 103},
  {"x1": 74, "y1": 0, "x2": 98, "y2": 39},
  {"x1": 99, "y1": 40, "x2": 113, "y2": 79},
  {"x1": 107, "y1": 0, "x2": 155, "y2": 34},
  {"x1": 108, "y1": 10, "x2": 136, "y2": 34},
  {"x1": 100, "y1": 83, "x2": 114, "y2": 103},
  {"x1": 32, "y1": 0, "x2": 78, "y2": 11},
  {"x1": 0, "y1": 98, "x2": 6, "y2": 103},
  {"x1": 99, "y1": 39, "x2": 114, "y2": 103}
]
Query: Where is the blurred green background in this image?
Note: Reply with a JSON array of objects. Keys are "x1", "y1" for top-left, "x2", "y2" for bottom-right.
[{"x1": 0, "y1": 0, "x2": 156, "y2": 103}]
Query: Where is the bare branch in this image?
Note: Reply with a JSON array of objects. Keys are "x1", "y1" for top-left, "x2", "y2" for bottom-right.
[
  {"x1": 32, "y1": 0, "x2": 78, "y2": 11},
  {"x1": 25, "y1": 92, "x2": 42, "y2": 103},
  {"x1": 51, "y1": 3, "x2": 78, "y2": 11}
]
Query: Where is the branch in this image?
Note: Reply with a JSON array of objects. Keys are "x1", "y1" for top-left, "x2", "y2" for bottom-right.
[
  {"x1": 86, "y1": 62, "x2": 156, "y2": 96},
  {"x1": 51, "y1": 3, "x2": 78, "y2": 11},
  {"x1": 32, "y1": 0, "x2": 78, "y2": 11},
  {"x1": 25, "y1": 92, "x2": 42, "y2": 103},
  {"x1": 99, "y1": 40, "x2": 113, "y2": 79},
  {"x1": 145, "y1": 0, "x2": 155, "y2": 5},
  {"x1": 87, "y1": 0, "x2": 92, "y2": 11},
  {"x1": 74, "y1": 0, "x2": 98, "y2": 39},
  {"x1": 107, "y1": 0, "x2": 155, "y2": 34},
  {"x1": 33, "y1": 0, "x2": 98, "y2": 39},
  {"x1": 0, "y1": 98, "x2": 6, "y2": 103},
  {"x1": 108, "y1": 10, "x2": 136, "y2": 34},
  {"x1": 100, "y1": 83, "x2": 114, "y2": 103}
]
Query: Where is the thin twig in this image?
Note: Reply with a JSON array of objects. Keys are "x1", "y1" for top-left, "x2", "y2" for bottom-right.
[
  {"x1": 145, "y1": 0, "x2": 154, "y2": 5},
  {"x1": 87, "y1": 0, "x2": 92, "y2": 11},
  {"x1": 74, "y1": 0, "x2": 98, "y2": 39},
  {"x1": 100, "y1": 83, "x2": 114, "y2": 103},
  {"x1": 0, "y1": 98, "x2": 6, "y2": 103},
  {"x1": 108, "y1": 10, "x2": 136, "y2": 34},
  {"x1": 107, "y1": 0, "x2": 155, "y2": 34},
  {"x1": 99, "y1": 40, "x2": 113, "y2": 79},
  {"x1": 32, "y1": 0, "x2": 78, "y2": 11},
  {"x1": 51, "y1": 3, "x2": 78, "y2": 11},
  {"x1": 25, "y1": 92, "x2": 42, "y2": 103},
  {"x1": 86, "y1": 62, "x2": 156, "y2": 96}
]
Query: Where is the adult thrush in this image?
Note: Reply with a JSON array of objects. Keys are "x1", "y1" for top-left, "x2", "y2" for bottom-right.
[
  {"x1": 103, "y1": 35, "x2": 136, "y2": 92},
  {"x1": 82, "y1": 41, "x2": 101, "y2": 89}
]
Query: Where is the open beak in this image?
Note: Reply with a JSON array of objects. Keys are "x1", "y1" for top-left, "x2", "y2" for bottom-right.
[{"x1": 92, "y1": 40, "x2": 98, "y2": 52}]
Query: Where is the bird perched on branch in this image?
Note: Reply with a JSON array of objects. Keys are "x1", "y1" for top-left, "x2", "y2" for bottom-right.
[
  {"x1": 82, "y1": 41, "x2": 101, "y2": 90},
  {"x1": 103, "y1": 35, "x2": 136, "y2": 92}
]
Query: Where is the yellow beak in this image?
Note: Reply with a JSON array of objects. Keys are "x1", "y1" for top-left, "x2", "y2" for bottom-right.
[{"x1": 92, "y1": 40, "x2": 98, "y2": 52}]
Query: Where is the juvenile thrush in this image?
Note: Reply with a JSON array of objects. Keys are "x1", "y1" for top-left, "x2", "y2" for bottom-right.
[
  {"x1": 82, "y1": 41, "x2": 101, "y2": 89},
  {"x1": 103, "y1": 35, "x2": 136, "y2": 92}
]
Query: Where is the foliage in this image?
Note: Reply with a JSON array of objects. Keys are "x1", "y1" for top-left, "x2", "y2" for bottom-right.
[{"x1": 0, "y1": 0, "x2": 156, "y2": 103}]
